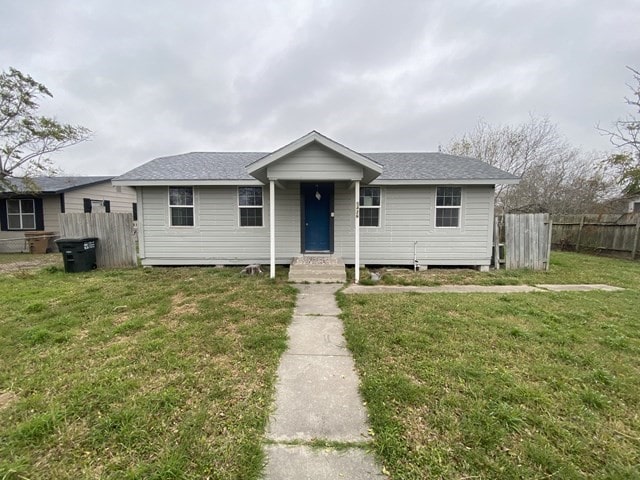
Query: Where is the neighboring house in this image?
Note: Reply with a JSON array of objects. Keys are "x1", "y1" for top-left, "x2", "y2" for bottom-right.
[
  {"x1": 628, "y1": 195, "x2": 640, "y2": 214},
  {"x1": 0, "y1": 177, "x2": 137, "y2": 253},
  {"x1": 113, "y1": 131, "x2": 519, "y2": 280}
]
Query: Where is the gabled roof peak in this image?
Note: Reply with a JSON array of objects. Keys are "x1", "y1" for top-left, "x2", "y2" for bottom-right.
[{"x1": 246, "y1": 131, "x2": 383, "y2": 184}]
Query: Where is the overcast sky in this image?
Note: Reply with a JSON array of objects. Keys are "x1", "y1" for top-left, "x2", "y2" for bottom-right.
[{"x1": 2, "y1": 0, "x2": 639, "y2": 175}]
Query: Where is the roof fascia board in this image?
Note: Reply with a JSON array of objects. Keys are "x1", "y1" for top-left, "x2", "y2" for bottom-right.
[
  {"x1": 112, "y1": 179, "x2": 264, "y2": 187},
  {"x1": 371, "y1": 179, "x2": 521, "y2": 185},
  {"x1": 56, "y1": 179, "x2": 113, "y2": 193}
]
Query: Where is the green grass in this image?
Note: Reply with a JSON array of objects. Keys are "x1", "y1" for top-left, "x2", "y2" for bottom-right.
[
  {"x1": 0, "y1": 252, "x2": 61, "y2": 266},
  {"x1": 0, "y1": 266, "x2": 296, "y2": 479},
  {"x1": 339, "y1": 252, "x2": 640, "y2": 479},
  {"x1": 360, "y1": 251, "x2": 640, "y2": 288}
]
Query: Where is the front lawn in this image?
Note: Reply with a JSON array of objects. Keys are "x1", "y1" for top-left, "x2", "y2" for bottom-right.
[
  {"x1": 0, "y1": 266, "x2": 296, "y2": 479},
  {"x1": 362, "y1": 251, "x2": 640, "y2": 288},
  {"x1": 339, "y1": 252, "x2": 640, "y2": 479}
]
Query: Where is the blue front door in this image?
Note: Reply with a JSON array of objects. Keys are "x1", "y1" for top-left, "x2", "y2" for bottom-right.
[{"x1": 302, "y1": 183, "x2": 333, "y2": 252}]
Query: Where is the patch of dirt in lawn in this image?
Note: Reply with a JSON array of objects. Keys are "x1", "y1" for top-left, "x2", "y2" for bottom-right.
[
  {"x1": 168, "y1": 292, "x2": 199, "y2": 317},
  {"x1": 0, "y1": 254, "x2": 62, "y2": 273},
  {"x1": 0, "y1": 391, "x2": 18, "y2": 411}
]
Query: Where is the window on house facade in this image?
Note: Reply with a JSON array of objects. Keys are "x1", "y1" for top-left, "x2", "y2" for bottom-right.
[
  {"x1": 83, "y1": 198, "x2": 111, "y2": 213},
  {"x1": 169, "y1": 187, "x2": 194, "y2": 227},
  {"x1": 238, "y1": 186, "x2": 263, "y2": 227},
  {"x1": 7, "y1": 199, "x2": 36, "y2": 230},
  {"x1": 91, "y1": 200, "x2": 106, "y2": 213},
  {"x1": 359, "y1": 187, "x2": 380, "y2": 227},
  {"x1": 435, "y1": 186, "x2": 462, "y2": 227}
]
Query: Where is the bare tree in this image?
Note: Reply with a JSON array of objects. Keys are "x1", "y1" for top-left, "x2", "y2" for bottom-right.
[
  {"x1": 446, "y1": 115, "x2": 581, "y2": 211},
  {"x1": 0, "y1": 67, "x2": 91, "y2": 189},
  {"x1": 503, "y1": 151, "x2": 614, "y2": 214},
  {"x1": 599, "y1": 66, "x2": 640, "y2": 195},
  {"x1": 447, "y1": 115, "x2": 615, "y2": 214}
]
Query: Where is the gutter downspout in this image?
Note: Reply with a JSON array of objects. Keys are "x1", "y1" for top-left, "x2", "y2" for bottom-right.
[
  {"x1": 269, "y1": 180, "x2": 275, "y2": 279},
  {"x1": 355, "y1": 179, "x2": 360, "y2": 284}
]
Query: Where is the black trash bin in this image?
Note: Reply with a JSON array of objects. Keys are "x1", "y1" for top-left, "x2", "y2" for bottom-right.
[{"x1": 55, "y1": 237, "x2": 98, "y2": 273}]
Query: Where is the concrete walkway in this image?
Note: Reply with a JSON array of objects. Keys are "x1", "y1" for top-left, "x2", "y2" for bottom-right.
[
  {"x1": 343, "y1": 283, "x2": 624, "y2": 294},
  {"x1": 263, "y1": 284, "x2": 387, "y2": 480}
]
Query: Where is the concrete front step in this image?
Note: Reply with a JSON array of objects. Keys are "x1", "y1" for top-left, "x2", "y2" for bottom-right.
[
  {"x1": 289, "y1": 276, "x2": 346, "y2": 283},
  {"x1": 290, "y1": 264, "x2": 347, "y2": 271},
  {"x1": 288, "y1": 255, "x2": 347, "y2": 283},
  {"x1": 288, "y1": 273, "x2": 347, "y2": 283}
]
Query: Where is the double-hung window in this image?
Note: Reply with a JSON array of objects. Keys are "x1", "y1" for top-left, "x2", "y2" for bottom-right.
[
  {"x1": 7, "y1": 199, "x2": 36, "y2": 230},
  {"x1": 435, "y1": 187, "x2": 461, "y2": 227},
  {"x1": 169, "y1": 187, "x2": 194, "y2": 227},
  {"x1": 359, "y1": 187, "x2": 381, "y2": 227},
  {"x1": 239, "y1": 186, "x2": 263, "y2": 227}
]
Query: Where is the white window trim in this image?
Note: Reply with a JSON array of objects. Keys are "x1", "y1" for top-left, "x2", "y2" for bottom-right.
[
  {"x1": 359, "y1": 186, "x2": 381, "y2": 228},
  {"x1": 7, "y1": 199, "x2": 36, "y2": 230},
  {"x1": 435, "y1": 186, "x2": 462, "y2": 229},
  {"x1": 238, "y1": 186, "x2": 264, "y2": 228},
  {"x1": 168, "y1": 186, "x2": 195, "y2": 228}
]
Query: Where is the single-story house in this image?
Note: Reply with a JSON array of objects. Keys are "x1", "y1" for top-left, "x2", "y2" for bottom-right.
[
  {"x1": 113, "y1": 131, "x2": 519, "y2": 281},
  {"x1": 0, "y1": 176, "x2": 137, "y2": 253}
]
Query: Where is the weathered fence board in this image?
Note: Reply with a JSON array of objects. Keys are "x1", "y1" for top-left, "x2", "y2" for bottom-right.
[
  {"x1": 59, "y1": 213, "x2": 137, "y2": 268},
  {"x1": 551, "y1": 213, "x2": 640, "y2": 258},
  {"x1": 504, "y1": 213, "x2": 551, "y2": 270}
]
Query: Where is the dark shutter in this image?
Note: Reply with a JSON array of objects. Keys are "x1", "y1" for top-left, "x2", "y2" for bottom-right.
[
  {"x1": 59, "y1": 193, "x2": 65, "y2": 213},
  {"x1": 104, "y1": 200, "x2": 111, "y2": 213},
  {"x1": 83, "y1": 198, "x2": 92, "y2": 213},
  {"x1": 132, "y1": 202, "x2": 138, "y2": 221},
  {"x1": 0, "y1": 199, "x2": 7, "y2": 231},
  {"x1": 34, "y1": 198, "x2": 45, "y2": 230}
]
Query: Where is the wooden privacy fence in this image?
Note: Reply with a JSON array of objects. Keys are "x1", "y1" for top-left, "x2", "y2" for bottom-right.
[
  {"x1": 59, "y1": 213, "x2": 137, "y2": 268},
  {"x1": 551, "y1": 213, "x2": 640, "y2": 259},
  {"x1": 503, "y1": 213, "x2": 552, "y2": 270}
]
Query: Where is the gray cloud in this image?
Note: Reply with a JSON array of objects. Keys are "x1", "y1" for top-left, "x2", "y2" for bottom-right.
[{"x1": 1, "y1": 0, "x2": 638, "y2": 175}]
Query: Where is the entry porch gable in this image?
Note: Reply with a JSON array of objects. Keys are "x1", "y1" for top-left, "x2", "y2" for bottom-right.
[
  {"x1": 254, "y1": 132, "x2": 378, "y2": 283},
  {"x1": 246, "y1": 130, "x2": 382, "y2": 184}
]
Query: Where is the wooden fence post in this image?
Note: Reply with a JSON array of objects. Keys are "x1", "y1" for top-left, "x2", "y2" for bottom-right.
[
  {"x1": 545, "y1": 217, "x2": 553, "y2": 271},
  {"x1": 494, "y1": 216, "x2": 500, "y2": 270},
  {"x1": 575, "y1": 215, "x2": 585, "y2": 252},
  {"x1": 633, "y1": 218, "x2": 640, "y2": 260}
]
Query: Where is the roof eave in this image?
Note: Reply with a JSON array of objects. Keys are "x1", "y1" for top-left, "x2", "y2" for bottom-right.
[
  {"x1": 55, "y1": 178, "x2": 114, "y2": 193},
  {"x1": 112, "y1": 179, "x2": 264, "y2": 187},
  {"x1": 371, "y1": 178, "x2": 521, "y2": 185}
]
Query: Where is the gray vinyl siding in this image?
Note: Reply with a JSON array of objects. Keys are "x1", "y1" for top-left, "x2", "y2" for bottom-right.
[
  {"x1": 349, "y1": 185, "x2": 495, "y2": 265},
  {"x1": 139, "y1": 183, "x2": 495, "y2": 267},
  {"x1": 140, "y1": 185, "x2": 300, "y2": 265},
  {"x1": 268, "y1": 144, "x2": 363, "y2": 181}
]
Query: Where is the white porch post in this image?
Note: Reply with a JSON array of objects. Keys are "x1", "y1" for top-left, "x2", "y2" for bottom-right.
[
  {"x1": 354, "y1": 180, "x2": 360, "y2": 284},
  {"x1": 269, "y1": 180, "x2": 276, "y2": 279}
]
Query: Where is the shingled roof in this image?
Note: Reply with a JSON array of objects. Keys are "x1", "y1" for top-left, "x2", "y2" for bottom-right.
[
  {"x1": 1, "y1": 176, "x2": 114, "y2": 194},
  {"x1": 366, "y1": 152, "x2": 518, "y2": 181},
  {"x1": 114, "y1": 151, "x2": 518, "y2": 185}
]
